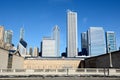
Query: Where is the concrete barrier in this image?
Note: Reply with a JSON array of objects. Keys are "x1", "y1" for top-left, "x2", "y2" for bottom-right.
[{"x1": 0, "y1": 68, "x2": 120, "y2": 76}]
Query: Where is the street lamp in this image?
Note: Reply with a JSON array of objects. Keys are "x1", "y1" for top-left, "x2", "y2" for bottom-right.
[{"x1": 108, "y1": 44, "x2": 113, "y2": 68}]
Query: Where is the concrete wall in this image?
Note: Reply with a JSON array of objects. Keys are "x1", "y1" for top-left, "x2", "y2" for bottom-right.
[
  {"x1": 1, "y1": 68, "x2": 120, "y2": 76},
  {"x1": 12, "y1": 55, "x2": 24, "y2": 69},
  {"x1": 0, "y1": 48, "x2": 24, "y2": 69},
  {"x1": 0, "y1": 48, "x2": 9, "y2": 69},
  {"x1": 85, "y1": 51, "x2": 120, "y2": 68},
  {"x1": 24, "y1": 58, "x2": 81, "y2": 69}
]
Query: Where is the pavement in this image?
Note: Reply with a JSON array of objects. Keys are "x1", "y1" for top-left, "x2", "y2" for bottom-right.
[{"x1": 0, "y1": 76, "x2": 120, "y2": 80}]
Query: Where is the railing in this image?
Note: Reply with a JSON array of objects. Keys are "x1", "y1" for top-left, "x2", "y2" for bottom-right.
[{"x1": 0, "y1": 68, "x2": 120, "y2": 76}]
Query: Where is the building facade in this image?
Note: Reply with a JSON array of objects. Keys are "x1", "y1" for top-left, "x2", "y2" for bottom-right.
[
  {"x1": 42, "y1": 37, "x2": 55, "y2": 57},
  {"x1": 4, "y1": 30, "x2": 13, "y2": 44},
  {"x1": 18, "y1": 39, "x2": 27, "y2": 57},
  {"x1": 87, "y1": 27, "x2": 106, "y2": 56},
  {"x1": 81, "y1": 32, "x2": 88, "y2": 56},
  {"x1": 106, "y1": 31, "x2": 117, "y2": 53},
  {"x1": 29, "y1": 47, "x2": 33, "y2": 56},
  {"x1": 24, "y1": 58, "x2": 81, "y2": 69},
  {"x1": 33, "y1": 47, "x2": 39, "y2": 57},
  {"x1": 0, "y1": 26, "x2": 4, "y2": 42},
  {"x1": 0, "y1": 47, "x2": 24, "y2": 69},
  {"x1": 20, "y1": 28, "x2": 24, "y2": 39},
  {"x1": 67, "y1": 10, "x2": 78, "y2": 57},
  {"x1": 53, "y1": 25, "x2": 60, "y2": 57},
  {"x1": 18, "y1": 27, "x2": 27, "y2": 57},
  {"x1": 0, "y1": 48, "x2": 9, "y2": 69}
]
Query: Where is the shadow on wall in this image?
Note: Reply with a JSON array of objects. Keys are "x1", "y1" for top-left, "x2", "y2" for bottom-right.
[{"x1": 78, "y1": 60, "x2": 85, "y2": 68}]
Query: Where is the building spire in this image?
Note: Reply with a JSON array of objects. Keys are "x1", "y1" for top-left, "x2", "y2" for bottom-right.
[{"x1": 20, "y1": 25, "x2": 24, "y2": 40}]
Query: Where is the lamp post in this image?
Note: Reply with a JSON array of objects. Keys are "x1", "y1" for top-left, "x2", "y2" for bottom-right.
[{"x1": 108, "y1": 44, "x2": 113, "y2": 68}]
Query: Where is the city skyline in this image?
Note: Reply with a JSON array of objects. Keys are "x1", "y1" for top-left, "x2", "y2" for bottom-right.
[{"x1": 0, "y1": 0, "x2": 120, "y2": 55}]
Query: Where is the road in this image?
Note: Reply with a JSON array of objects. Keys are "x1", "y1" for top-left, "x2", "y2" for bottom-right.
[{"x1": 0, "y1": 76, "x2": 120, "y2": 80}]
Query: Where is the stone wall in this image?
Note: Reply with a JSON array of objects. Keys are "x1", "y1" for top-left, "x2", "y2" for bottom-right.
[
  {"x1": 12, "y1": 55, "x2": 24, "y2": 69},
  {"x1": 85, "y1": 51, "x2": 120, "y2": 68},
  {"x1": 24, "y1": 58, "x2": 81, "y2": 69},
  {"x1": 0, "y1": 48, "x2": 9, "y2": 69}
]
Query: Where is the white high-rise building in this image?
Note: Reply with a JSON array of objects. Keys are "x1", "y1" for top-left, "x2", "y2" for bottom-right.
[
  {"x1": 18, "y1": 39, "x2": 27, "y2": 57},
  {"x1": 18, "y1": 27, "x2": 27, "y2": 57},
  {"x1": 42, "y1": 37, "x2": 55, "y2": 57},
  {"x1": 4, "y1": 30, "x2": 13, "y2": 44},
  {"x1": 20, "y1": 28, "x2": 24, "y2": 40},
  {"x1": 53, "y1": 25, "x2": 60, "y2": 57},
  {"x1": 67, "y1": 10, "x2": 78, "y2": 57}
]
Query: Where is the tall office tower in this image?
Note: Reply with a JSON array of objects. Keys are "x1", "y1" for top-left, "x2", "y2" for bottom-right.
[
  {"x1": 4, "y1": 30, "x2": 13, "y2": 44},
  {"x1": 33, "y1": 47, "x2": 39, "y2": 57},
  {"x1": 67, "y1": 10, "x2": 78, "y2": 57},
  {"x1": 42, "y1": 37, "x2": 55, "y2": 57},
  {"x1": 87, "y1": 27, "x2": 106, "y2": 56},
  {"x1": 0, "y1": 26, "x2": 5, "y2": 42},
  {"x1": 81, "y1": 32, "x2": 88, "y2": 56},
  {"x1": 29, "y1": 47, "x2": 33, "y2": 56},
  {"x1": 53, "y1": 25, "x2": 60, "y2": 57},
  {"x1": 18, "y1": 39, "x2": 27, "y2": 57},
  {"x1": 20, "y1": 28, "x2": 24, "y2": 40},
  {"x1": 18, "y1": 27, "x2": 27, "y2": 57},
  {"x1": 106, "y1": 31, "x2": 117, "y2": 53}
]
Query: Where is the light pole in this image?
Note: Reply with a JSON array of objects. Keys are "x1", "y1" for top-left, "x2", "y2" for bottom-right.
[{"x1": 108, "y1": 44, "x2": 113, "y2": 68}]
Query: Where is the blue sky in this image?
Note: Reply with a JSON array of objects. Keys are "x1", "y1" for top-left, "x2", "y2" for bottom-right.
[{"x1": 0, "y1": 0, "x2": 120, "y2": 54}]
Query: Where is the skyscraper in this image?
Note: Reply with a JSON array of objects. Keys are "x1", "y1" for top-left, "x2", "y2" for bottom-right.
[
  {"x1": 67, "y1": 10, "x2": 78, "y2": 57},
  {"x1": 18, "y1": 39, "x2": 27, "y2": 57},
  {"x1": 81, "y1": 32, "x2": 88, "y2": 56},
  {"x1": 0, "y1": 26, "x2": 4, "y2": 42},
  {"x1": 29, "y1": 47, "x2": 33, "y2": 56},
  {"x1": 20, "y1": 28, "x2": 24, "y2": 40},
  {"x1": 106, "y1": 31, "x2": 117, "y2": 53},
  {"x1": 33, "y1": 47, "x2": 39, "y2": 57},
  {"x1": 87, "y1": 27, "x2": 106, "y2": 56},
  {"x1": 42, "y1": 37, "x2": 55, "y2": 57},
  {"x1": 53, "y1": 25, "x2": 60, "y2": 57},
  {"x1": 18, "y1": 27, "x2": 27, "y2": 57},
  {"x1": 4, "y1": 30, "x2": 13, "y2": 44}
]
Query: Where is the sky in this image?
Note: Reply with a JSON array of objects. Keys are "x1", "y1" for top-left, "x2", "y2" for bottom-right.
[{"x1": 0, "y1": 0, "x2": 120, "y2": 55}]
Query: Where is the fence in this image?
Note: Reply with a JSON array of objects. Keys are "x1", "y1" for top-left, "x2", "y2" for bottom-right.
[{"x1": 0, "y1": 68, "x2": 120, "y2": 76}]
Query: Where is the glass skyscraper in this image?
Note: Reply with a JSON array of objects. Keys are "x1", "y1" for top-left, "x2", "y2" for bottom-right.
[
  {"x1": 53, "y1": 25, "x2": 60, "y2": 57},
  {"x1": 20, "y1": 28, "x2": 24, "y2": 40},
  {"x1": 67, "y1": 10, "x2": 78, "y2": 57},
  {"x1": 18, "y1": 27, "x2": 27, "y2": 57},
  {"x1": 81, "y1": 32, "x2": 88, "y2": 56},
  {"x1": 18, "y1": 39, "x2": 27, "y2": 57},
  {"x1": 4, "y1": 30, "x2": 13, "y2": 44},
  {"x1": 87, "y1": 27, "x2": 106, "y2": 56},
  {"x1": 106, "y1": 31, "x2": 117, "y2": 53}
]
